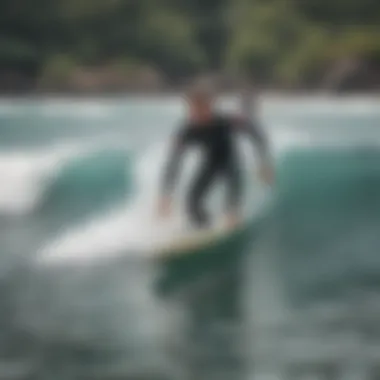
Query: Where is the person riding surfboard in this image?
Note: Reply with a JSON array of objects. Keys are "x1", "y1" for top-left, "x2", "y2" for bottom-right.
[{"x1": 157, "y1": 81, "x2": 274, "y2": 229}]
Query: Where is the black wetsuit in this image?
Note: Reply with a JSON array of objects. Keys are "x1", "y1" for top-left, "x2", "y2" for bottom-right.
[{"x1": 161, "y1": 114, "x2": 268, "y2": 227}]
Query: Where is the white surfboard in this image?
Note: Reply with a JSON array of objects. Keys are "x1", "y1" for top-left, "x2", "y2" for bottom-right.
[{"x1": 154, "y1": 220, "x2": 242, "y2": 258}]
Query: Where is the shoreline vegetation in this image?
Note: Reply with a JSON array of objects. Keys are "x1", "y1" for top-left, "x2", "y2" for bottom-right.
[
  {"x1": 1, "y1": 60, "x2": 380, "y2": 97},
  {"x1": 2, "y1": 90, "x2": 380, "y2": 101},
  {"x1": 1, "y1": 0, "x2": 380, "y2": 96}
]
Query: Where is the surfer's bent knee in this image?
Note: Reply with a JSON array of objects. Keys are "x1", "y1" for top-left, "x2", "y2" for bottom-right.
[
  {"x1": 186, "y1": 189, "x2": 208, "y2": 226},
  {"x1": 186, "y1": 180, "x2": 211, "y2": 226},
  {"x1": 225, "y1": 164, "x2": 242, "y2": 209}
]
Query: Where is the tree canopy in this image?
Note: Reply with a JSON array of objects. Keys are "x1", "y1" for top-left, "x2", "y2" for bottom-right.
[{"x1": 0, "y1": 0, "x2": 379, "y2": 91}]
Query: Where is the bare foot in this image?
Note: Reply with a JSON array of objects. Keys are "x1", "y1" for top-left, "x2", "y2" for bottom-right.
[{"x1": 225, "y1": 212, "x2": 241, "y2": 229}]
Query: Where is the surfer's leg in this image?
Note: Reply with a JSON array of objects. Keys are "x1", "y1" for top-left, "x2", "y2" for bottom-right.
[
  {"x1": 187, "y1": 163, "x2": 219, "y2": 227},
  {"x1": 225, "y1": 160, "x2": 243, "y2": 217}
]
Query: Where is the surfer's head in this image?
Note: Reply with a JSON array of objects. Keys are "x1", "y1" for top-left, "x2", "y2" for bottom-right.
[{"x1": 185, "y1": 80, "x2": 217, "y2": 124}]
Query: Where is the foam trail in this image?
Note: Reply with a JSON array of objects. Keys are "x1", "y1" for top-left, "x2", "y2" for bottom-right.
[
  {"x1": 36, "y1": 140, "x2": 193, "y2": 266},
  {"x1": 36, "y1": 136, "x2": 268, "y2": 266}
]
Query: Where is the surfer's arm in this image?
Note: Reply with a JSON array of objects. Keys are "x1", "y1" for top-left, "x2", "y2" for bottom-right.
[
  {"x1": 161, "y1": 128, "x2": 189, "y2": 197},
  {"x1": 234, "y1": 116, "x2": 270, "y2": 163},
  {"x1": 233, "y1": 115, "x2": 274, "y2": 185}
]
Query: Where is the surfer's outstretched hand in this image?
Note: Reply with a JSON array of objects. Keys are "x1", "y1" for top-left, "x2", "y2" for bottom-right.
[
  {"x1": 258, "y1": 161, "x2": 275, "y2": 186},
  {"x1": 225, "y1": 211, "x2": 241, "y2": 229},
  {"x1": 157, "y1": 196, "x2": 172, "y2": 218}
]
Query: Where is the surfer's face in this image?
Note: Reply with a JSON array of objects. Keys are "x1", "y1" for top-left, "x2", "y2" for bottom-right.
[{"x1": 187, "y1": 93, "x2": 214, "y2": 124}]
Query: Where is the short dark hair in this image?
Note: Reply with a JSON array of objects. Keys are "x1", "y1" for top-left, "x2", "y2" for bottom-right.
[{"x1": 185, "y1": 78, "x2": 217, "y2": 102}]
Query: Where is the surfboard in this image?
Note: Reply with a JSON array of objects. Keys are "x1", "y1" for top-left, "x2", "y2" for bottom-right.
[{"x1": 155, "y1": 220, "x2": 244, "y2": 258}]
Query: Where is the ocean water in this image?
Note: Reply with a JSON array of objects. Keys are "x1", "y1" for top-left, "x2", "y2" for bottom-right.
[{"x1": 0, "y1": 95, "x2": 380, "y2": 380}]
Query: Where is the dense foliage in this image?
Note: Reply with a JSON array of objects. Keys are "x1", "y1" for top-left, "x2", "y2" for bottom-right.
[{"x1": 0, "y1": 0, "x2": 379, "y2": 90}]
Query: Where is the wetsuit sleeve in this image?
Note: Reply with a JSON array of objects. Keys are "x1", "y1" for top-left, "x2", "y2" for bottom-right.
[
  {"x1": 161, "y1": 127, "x2": 189, "y2": 197},
  {"x1": 235, "y1": 116, "x2": 270, "y2": 161}
]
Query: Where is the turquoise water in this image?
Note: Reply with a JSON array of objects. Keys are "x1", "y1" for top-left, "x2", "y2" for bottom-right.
[{"x1": 0, "y1": 96, "x2": 380, "y2": 379}]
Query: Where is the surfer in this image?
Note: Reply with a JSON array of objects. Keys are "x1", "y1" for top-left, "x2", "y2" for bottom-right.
[{"x1": 157, "y1": 82, "x2": 274, "y2": 229}]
